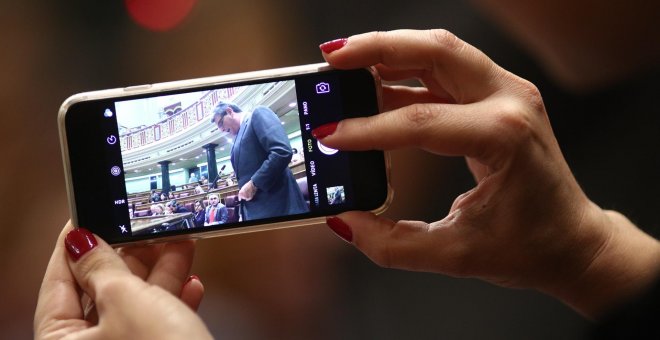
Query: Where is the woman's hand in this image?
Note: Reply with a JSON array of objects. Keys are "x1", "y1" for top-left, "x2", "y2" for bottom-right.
[
  {"x1": 317, "y1": 30, "x2": 660, "y2": 318},
  {"x1": 35, "y1": 222, "x2": 212, "y2": 339}
]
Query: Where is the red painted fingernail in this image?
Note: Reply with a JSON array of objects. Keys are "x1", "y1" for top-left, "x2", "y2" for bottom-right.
[
  {"x1": 65, "y1": 228, "x2": 98, "y2": 262},
  {"x1": 319, "y1": 38, "x2": 347, "y2": 54},
  {"x1": 326, "y1": 216, "x2": 353, "y2": 243},
  {"x1": 185, "y1": 274, "x2": 200, "y2": 284},
  {"x1": 312, "y1": 122, "x2": 338, "y2": 139}
]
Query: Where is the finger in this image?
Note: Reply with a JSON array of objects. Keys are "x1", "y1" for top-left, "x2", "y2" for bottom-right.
[
  {"x1": 82, "y1": 294, "x2": 99, "y2": 325},
  {"x1": 81, "y1": 245, "x2": 162, "y2": 324},
  {"x1": 322, "y1": 29, "x2": 504, "y2": 103},
  {"x1": 180, "y1": 275, "x2": 205, "y2": 311},
  {"x1": 376, "y1": 64, "x2": 428, "y2": 82},
  {"x1": 118, "y1": 244, "x2": 162, "y2": 280},
  {"x1": 64, "y1": 228, "x2": 138, "y2": 303},
  {"x1": 145, "y1": 241, "x2": 196, "y2": 296},
  {"x1": 35, "y1": 222, "x2": 88, "y2": 335},
  {"x1": 314, "y1": 101, "x2": 504, "y2": 161},
  {"x1": 325, "y1": 211, "x2": 468, "y2": 274},
  {"x1": 381, "y1": 85, "x2": 449, "y2": 112},
  {"x1": 376, "y1": 65, "x2": 454, "y2": 103}
]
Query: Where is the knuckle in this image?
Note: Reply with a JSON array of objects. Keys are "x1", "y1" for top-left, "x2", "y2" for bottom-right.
[
  {"x1": 498, "y1": 73, "x2": 546, "y2": 114},
  {"x1": 94, "y1": 276, "x2": 126, "y2": 298},
  {"x1": 401, "y1": 104, "x2": 438, "y2": 147},
  {"x1": 403, "y1": 103, "x2": 436, "y2": 126},
  {"x1": 428, "y1": 29, "x2": 463, "y2": 52},
  {"x1": 78, "y1": 255, "x2": 119, "y2": 290},
  {"x1": 372, "y1": 30, "x2": 399, "y2": 64},
  {"x1": 492, "y1": 101, "x2": 535, "y2": 146},
  {"x1": 486, "y1": 75, "x2": 549, "y2": 153},
  {"x1": 488, "y1": 84, "x2": 548, "y2": 149},
  {"x1": 370, "y1": 30, "x2": 388, "y2": 44},
  {"x1": 515, "y1": 78, "x2": 545, "y2": 113},
  {"x1": 365, "y1": 221, "x2": 426, "y2": 270},
  {"x1": 496, "y1": 101, "x2": 533, "y2": 131}
]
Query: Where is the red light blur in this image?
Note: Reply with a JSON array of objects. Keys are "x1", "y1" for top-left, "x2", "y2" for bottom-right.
[{"x1": 125, "y1": 0, "x2": 197, "y2": 32}]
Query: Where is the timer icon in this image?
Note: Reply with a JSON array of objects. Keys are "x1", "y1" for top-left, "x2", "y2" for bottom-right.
[{"x1": 107, "y1": 135, "x2": 117, "y2": 145}]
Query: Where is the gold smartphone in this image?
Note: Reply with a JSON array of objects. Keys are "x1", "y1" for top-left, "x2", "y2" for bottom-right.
[{"x1": 58, "y1": 63, "x2": 392, "y2": 246}]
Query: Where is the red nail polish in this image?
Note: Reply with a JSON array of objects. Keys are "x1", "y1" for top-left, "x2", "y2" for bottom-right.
[
  {"x1": 326, "y1": 216, "x2": 353, "y2": 242},
  {"x1": 312, "y1": 122, "x2": 338, "y2": 139},
  {"x1": 185, "y1": 274, "x2": 200, "y2": 284},
  {"x1": 319, "y1": 38, "x2": 347, "y2": 54},
  {"x1": 65, "y1": 228, "x2": 98, "y2": 261}
]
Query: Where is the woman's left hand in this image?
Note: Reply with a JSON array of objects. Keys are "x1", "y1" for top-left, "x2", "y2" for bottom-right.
[{"x1": 34, "y1": 222, "x2": 210, "y2": 339}]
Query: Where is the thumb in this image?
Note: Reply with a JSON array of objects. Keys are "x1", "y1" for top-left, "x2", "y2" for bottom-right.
[
  {"x1": 64, "y1": 228, "x2": 141, "y2": 302},
  {"x1": 326, "y1": 211, "x2": 469, "y2": 274},
  {"x1": 180, "y1": 275, "x2": 205, "y2": 311}
]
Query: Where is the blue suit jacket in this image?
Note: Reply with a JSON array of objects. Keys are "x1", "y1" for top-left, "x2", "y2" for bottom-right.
[
  {"x1": 204, "y1": 203, "x2": 228, "y2": 225},
  {"x1": 231, "y1": 106, "x2": 309, "y2": 220}
]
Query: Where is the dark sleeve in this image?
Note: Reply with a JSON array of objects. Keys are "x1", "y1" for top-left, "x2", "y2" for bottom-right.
[
  {"x1": 592, "y1": 277, "x2": 660, "y2": 339},
  {"x1": 220, "y1": 205, "x2": 228, "y2": 224},
  {"x1": 249, "y1": 106, "x2": 293, "y2": 190}
]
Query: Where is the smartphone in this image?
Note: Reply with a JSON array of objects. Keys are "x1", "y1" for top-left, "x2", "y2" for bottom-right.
[{"x1": 58, "y1": 63, "x2": 392, "y2": 246}]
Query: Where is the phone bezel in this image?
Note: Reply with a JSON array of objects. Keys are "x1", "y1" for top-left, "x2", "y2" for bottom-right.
[{"x1": 58, "y1": 63, "x2": 393, "y2": 246}]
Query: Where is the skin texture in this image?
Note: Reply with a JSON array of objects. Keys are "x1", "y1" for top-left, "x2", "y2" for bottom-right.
[
  {"x1": 34, "y1": 222, "x2": 212, "y2": 339},
  {"x1": 318, "y1": 29, "x2": 660, "y2": 319},
  {"x1": 34, "y1": 24, "x2": 659, "y2": 336}
]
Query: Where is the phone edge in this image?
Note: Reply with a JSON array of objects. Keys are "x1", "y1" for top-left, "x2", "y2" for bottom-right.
[{"x1": 57, "y1": 63, "x2": 393, "y2": 246}]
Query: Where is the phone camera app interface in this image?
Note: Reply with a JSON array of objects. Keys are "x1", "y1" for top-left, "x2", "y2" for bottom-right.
[
  {"x1": 114, "y1": 80, "x2": 315, "y2": 237},
  {"x1": 315, "y1": 82, "x2": 331, "y2": 94},
  {"x1": 326, "y1": 185, "x2": 345, "y2": 205}
]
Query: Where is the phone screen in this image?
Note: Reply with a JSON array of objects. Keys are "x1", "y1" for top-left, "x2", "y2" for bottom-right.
[{"x1": 63, "y1": 67, "x2": 388, "y2": 244}]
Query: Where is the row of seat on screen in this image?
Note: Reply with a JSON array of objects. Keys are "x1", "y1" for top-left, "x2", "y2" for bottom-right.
[
  {"x1": 131, "y1": 177, "x2": 310, "y2": 223},
  {"x1": 125, "y1": 173, "x2": 236, "y2": 204}
]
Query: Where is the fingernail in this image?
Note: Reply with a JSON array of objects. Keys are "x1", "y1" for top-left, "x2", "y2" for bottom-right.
[
  {"x1": 65, "y1": 228, "x2": 98, "y2": 261},
  {"x1": 185, "y1": 274, "x2": 200, "y2": 284},
  {"x1": 319, "y1": 38, "x2": 347, "y2": 54},
  {"x1": 326, "y1": 216, "x2": 353, "y2": 243},
  {"x1": 312, "y1": 122, "x2": 338, "y2": 139}
]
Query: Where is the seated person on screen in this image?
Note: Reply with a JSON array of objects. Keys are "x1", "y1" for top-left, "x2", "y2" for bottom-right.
[
  {"x1": 169, "y1": 200, "x2": 190, "y2": 214},
  {"x1": 149, "y1": 190, "x2": 160, "y2": 203},
  {"x1": 204, "y1": 193, "x2": 228, "y2": 226},
  {"x1": 150, "y1": 203, "x2": 165, "y2": 216},
  {"x1": 193, "y1": 200, "x2": 205, "y2": 227}
]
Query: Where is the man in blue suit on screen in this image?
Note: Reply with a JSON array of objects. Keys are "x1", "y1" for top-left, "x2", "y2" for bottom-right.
[{"x1": 211, "y1": 101, "x2": 309, "y2": 221}]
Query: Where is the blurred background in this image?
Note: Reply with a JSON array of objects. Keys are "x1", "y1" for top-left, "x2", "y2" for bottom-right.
[{"x1": 2, "y1": 0, "x2": 658, "y2": 339}]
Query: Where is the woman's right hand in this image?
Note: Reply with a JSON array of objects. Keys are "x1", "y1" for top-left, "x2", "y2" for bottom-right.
[
  {"x1": 35, "y1": 223, "x2": 212, "y2": 339},
  {"x1": 316, "y1": 29, "x2": 660, "y2": 318}
]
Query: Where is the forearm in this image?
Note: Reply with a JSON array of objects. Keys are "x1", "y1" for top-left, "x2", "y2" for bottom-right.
[{"x1": 546, "y1": 205, "x2": 660, "y2": 319}]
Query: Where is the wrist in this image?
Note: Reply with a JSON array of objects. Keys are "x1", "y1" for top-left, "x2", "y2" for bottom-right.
[{"x1": 545, "y1": 205, "x2": 660, "y2": 318}]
